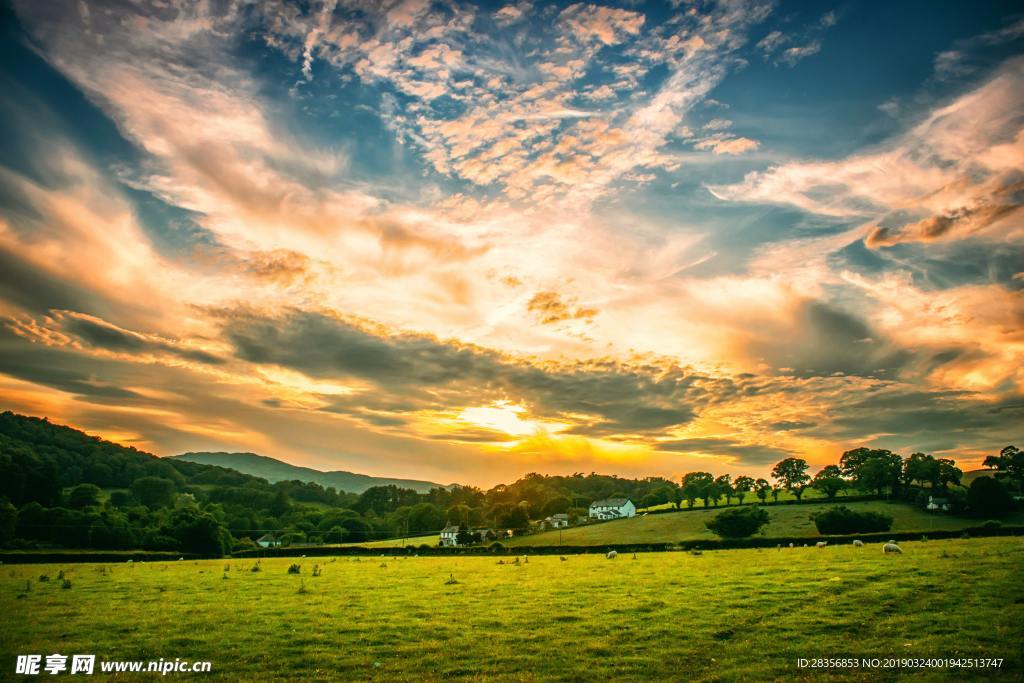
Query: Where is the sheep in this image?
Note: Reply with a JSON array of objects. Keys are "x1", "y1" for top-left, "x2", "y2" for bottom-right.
[
  {"x1": 788, "y1": 543, "x2": 794, "y2": 548},
  {"x1": 852, "y1": 539, "x2": 864, "y2": 548},
  {"x1": 816, "y1": 541, "x2": 827, "y2": 548},
  {"x1": 606, "y1": 550, "x2": 618, "y2": 559},
  {"x1": 883, "y1": 541, "x2": 902, "y2": 554}
]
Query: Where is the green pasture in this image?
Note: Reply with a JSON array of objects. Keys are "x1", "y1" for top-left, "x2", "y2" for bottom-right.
[
  {"x1": 508, "y1": 501, "x2": 1024, "y2": 547},
  {"x1": 3, "y1": 537, "x2": 1022, "y2": 680}
]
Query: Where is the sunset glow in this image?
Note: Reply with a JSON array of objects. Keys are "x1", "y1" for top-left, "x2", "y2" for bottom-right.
[{"x1": 0, "y1": 0, "x2": 1021, "y2": 485}]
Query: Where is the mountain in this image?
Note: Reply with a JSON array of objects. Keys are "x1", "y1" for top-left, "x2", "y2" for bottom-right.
[{"x1": 168, "y1": 451, "x2": 445, "y2": 494}]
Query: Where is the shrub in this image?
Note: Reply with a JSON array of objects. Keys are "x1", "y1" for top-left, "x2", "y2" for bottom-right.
[
  {"x1": 489, "y1": 541, "x2": 505, "y2": 552},
  {"x1": 287, "y1": 563, "x2": 301, "y2": 574},
  {"x1": 61, "y1": 578, "x2": 72, "y2": 589},
  {"x1": 705, "y1": 506, "x2": 770, "y2": 539},
  {"x1": 981, "y1": 520, "x2": 1003, "y2": 529},
  {"x1": 811, "y1": 506, "x2": 893, "y2": 534}
]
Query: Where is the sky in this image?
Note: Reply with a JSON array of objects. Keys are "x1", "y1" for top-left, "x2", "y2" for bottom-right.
[{"x1": 0, "y1": 0, "x2": 1022, "y2": 487}]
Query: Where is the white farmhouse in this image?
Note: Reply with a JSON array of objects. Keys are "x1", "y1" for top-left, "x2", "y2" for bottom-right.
[
  {"x1": 439, "y1": 525, "x2": 460, "y2": 547},
  {"x1": 588, "y1": 498, "x2": 636, "y2": 520}
]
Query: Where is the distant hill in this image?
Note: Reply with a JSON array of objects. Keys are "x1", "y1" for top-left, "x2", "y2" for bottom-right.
[{"x1": 168, "y1": 451, "x2": 444, "y2": 494}]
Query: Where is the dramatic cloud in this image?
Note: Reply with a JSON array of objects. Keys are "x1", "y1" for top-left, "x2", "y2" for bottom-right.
[{"x1": 0, "y1": 1, "x2": 1020, "y2": 484}]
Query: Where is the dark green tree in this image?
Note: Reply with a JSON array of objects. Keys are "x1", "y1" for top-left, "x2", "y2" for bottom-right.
[
  {"x1": 754, "y1": 478, "x2": 771, "y2": 503},
  {"x1": 840, "y1": 448, "x2": 902, "y2": 497},
  {"x1": 715, "y1": 474, "x2": 733, "y2": 506},
  {"x1": 66, "y1": 483, "x2": 102, "y2": 509},
  {"x1": 733, "y1": 476, "x2": 755, "y2": 505},
  {"x1": 130, "y1": 477, "x2": 176, "y2": 508},
  {"x1": 811, "y1": 465, "x2": 847, "y2": 501},
  {"x1": 967, "y1": 477, "x2": 1014, "y2": 517},
  {"x1": 771, "y1": 458, "x2": 811, "y2": 501},
  {"x1": 681, "y1": 472, "x2": 714, "y2": 508}
]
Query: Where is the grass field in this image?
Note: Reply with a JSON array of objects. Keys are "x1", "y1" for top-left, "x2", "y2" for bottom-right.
[
  {"x1": 508, "y1": 501, "x2": 1024, "y2": 547},
  {"x1": 3, "y1": 537, "x2": 1022, "y2": 680},
  {"x1": 336, "y1": 534, "x2": 440, "y2": 548}
]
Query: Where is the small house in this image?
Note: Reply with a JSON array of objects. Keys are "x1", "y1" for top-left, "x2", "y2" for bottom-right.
[
  {"x1": 926, "y1": 496, "x2": 950, "y2": 512},
  {"x1": 544, "y1": 513, "x2": 570, "y2": 529},
  {"x1": 588, "y1": 498, "x2": 636, "y2": 520},
  {"x1": 256, "y1": 533, "x2": 280, "y2": 548},
  {"x1": 439, "y1": 525, "x2": 460, "y2": 547}
]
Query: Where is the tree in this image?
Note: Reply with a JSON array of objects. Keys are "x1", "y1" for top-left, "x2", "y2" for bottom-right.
[
  {"x1": 66, "y1": 483, "x2": 102, "y2": 509},
  {"x1": 168, "y1": 507, "x2": 232, "y2": 556},
  {"x1": 323, "y1": 526, "x2": 345, "y2": 543},
  {"x1": 705, "y1": 506, "x2": 770, "y2": 539},
  {"x1": 0, "y1": 500, "x2": 16, "y2": 544},
  {"x1": 446, "y1": 504, "x2": 471, "y2": 526},
  {"x1": 754, "y1": 478, "x2": 771, "y2": 503},
  {"x1": 810, "y1": 506, "x2": 893, "y2": 534},
  {"x1": 967, "y1": 477, "x2": 1014, "y2": 518},
  {"x1": 540, "y1": 496, "x2": 571, "y2": 517},
  {"x1": 681, "y1": 472, "x2": 714, "y2": 508},
  {"x1": 840, "y1": 448, "x2": 902, "y2": 497},
  {"x1": 903, "y1": 453, "x2": 939, "y2": 488},
  {"x1": 771, "y1": 458, "x2": 810, "y2": 501},
  {"x1": 935, "y1": 459, "x2": 962, "y2": 493},
  {"x1": 489, "y1": 502, "x2": 529, "y2": 531},
  {"x1": 811, "y1": 466, "x2": 846, "y2": 501},
  {"x1": 733, "y1": 476, "x2": 755, "y2": 505},
  {"x1": 269, "y1": 489, "x2": 291, "y2": 517},
  {"x1": 715, "y1": 475, "x2": 733, "y2": 506},
  {"x1": 130, "y1": 477, "x2": 176, "y2": 509},
  {"x1": 982, "y1": 446, "x2": 1023, "y2": 490},
  {"x1": 456, "y1": 524, "x2": 478, "y2": 545},
  {"x1": 407, "y1": 503, "x2": 445, "y2": 534},
  {"x1": 664, "y1": 485, "x2": 683, "y2": 510}
]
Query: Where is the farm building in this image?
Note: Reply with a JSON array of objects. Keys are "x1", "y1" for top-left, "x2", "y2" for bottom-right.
[
  {"x1": 588, "y1": 498, "x2": 636, "y2": 520},
  {"x1": 926, "y1": 496, "x2": 950, "y2": 511},
  {"x1": 439, "y1": 525, "x2": 460, "y2": 547},
  {"x1": 544, "y1": 513, "x2": 570, "y2": 529},
  {"x1": 256, "y1": 533, "x2": 280, "y2": 548},
  {"x1": 440, "y1": 526, "x2": 497, "y2": 547}
]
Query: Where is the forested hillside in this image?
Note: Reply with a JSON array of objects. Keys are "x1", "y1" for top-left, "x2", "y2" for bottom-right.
[
  {"x1": 170, "y1": 451, "x2": 443, "y2": 493},
  {"x1": 0, "y1": 412, "x2": 679, "y2": 555}
]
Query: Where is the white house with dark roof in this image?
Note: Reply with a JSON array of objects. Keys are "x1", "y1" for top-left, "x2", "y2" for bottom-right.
[
  {"x1": 439, "y1": 525, "x2": 460, "y2": 547},
  {"x1": 588, "y1": 498, "x2": 636, "y2": 520}
]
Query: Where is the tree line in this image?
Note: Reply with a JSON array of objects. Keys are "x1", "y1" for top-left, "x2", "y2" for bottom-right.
[{"x1": 0, "y1": 412, "x2": 1019, "y2": 555}]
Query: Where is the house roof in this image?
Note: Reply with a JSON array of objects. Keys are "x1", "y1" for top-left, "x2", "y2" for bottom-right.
[
  {"x1": 256, "y1": 533, "x2": 277, "y2": 542},
  {"x1": 590, "y1": 498, "x2": 631, "y2": 508},
  {"x1": 440, "y1": 525, "x2": 460, "y2": 533},
  {"x1": 551, "y1": 513, "x2": 570, "y2": 519}
]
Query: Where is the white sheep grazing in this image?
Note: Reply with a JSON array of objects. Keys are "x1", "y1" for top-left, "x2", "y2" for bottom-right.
[
  {"x1": 883, "y1": 541, "x2": 902, "y2": 554},
  {"x1": 606, "y1": 550, "x2": 618, "y2": 559},
  {"x1": 816, "y1": 541, "x2": 827, "y2": 548},
  {"x1": 852, "y1": 540, "x2": 864, "y2": 548},
  {"x1": 788, "y1": 542, "x2": 794, "y2": 548}
]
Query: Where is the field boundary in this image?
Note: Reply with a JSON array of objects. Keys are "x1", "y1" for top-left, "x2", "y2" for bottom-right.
[
  {"x1": 228, "y1": 524, "x2": 1024, "y2": 559},
  {"x1": 5, "y1": 525, "x2": 1021, "y2": 563}
]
